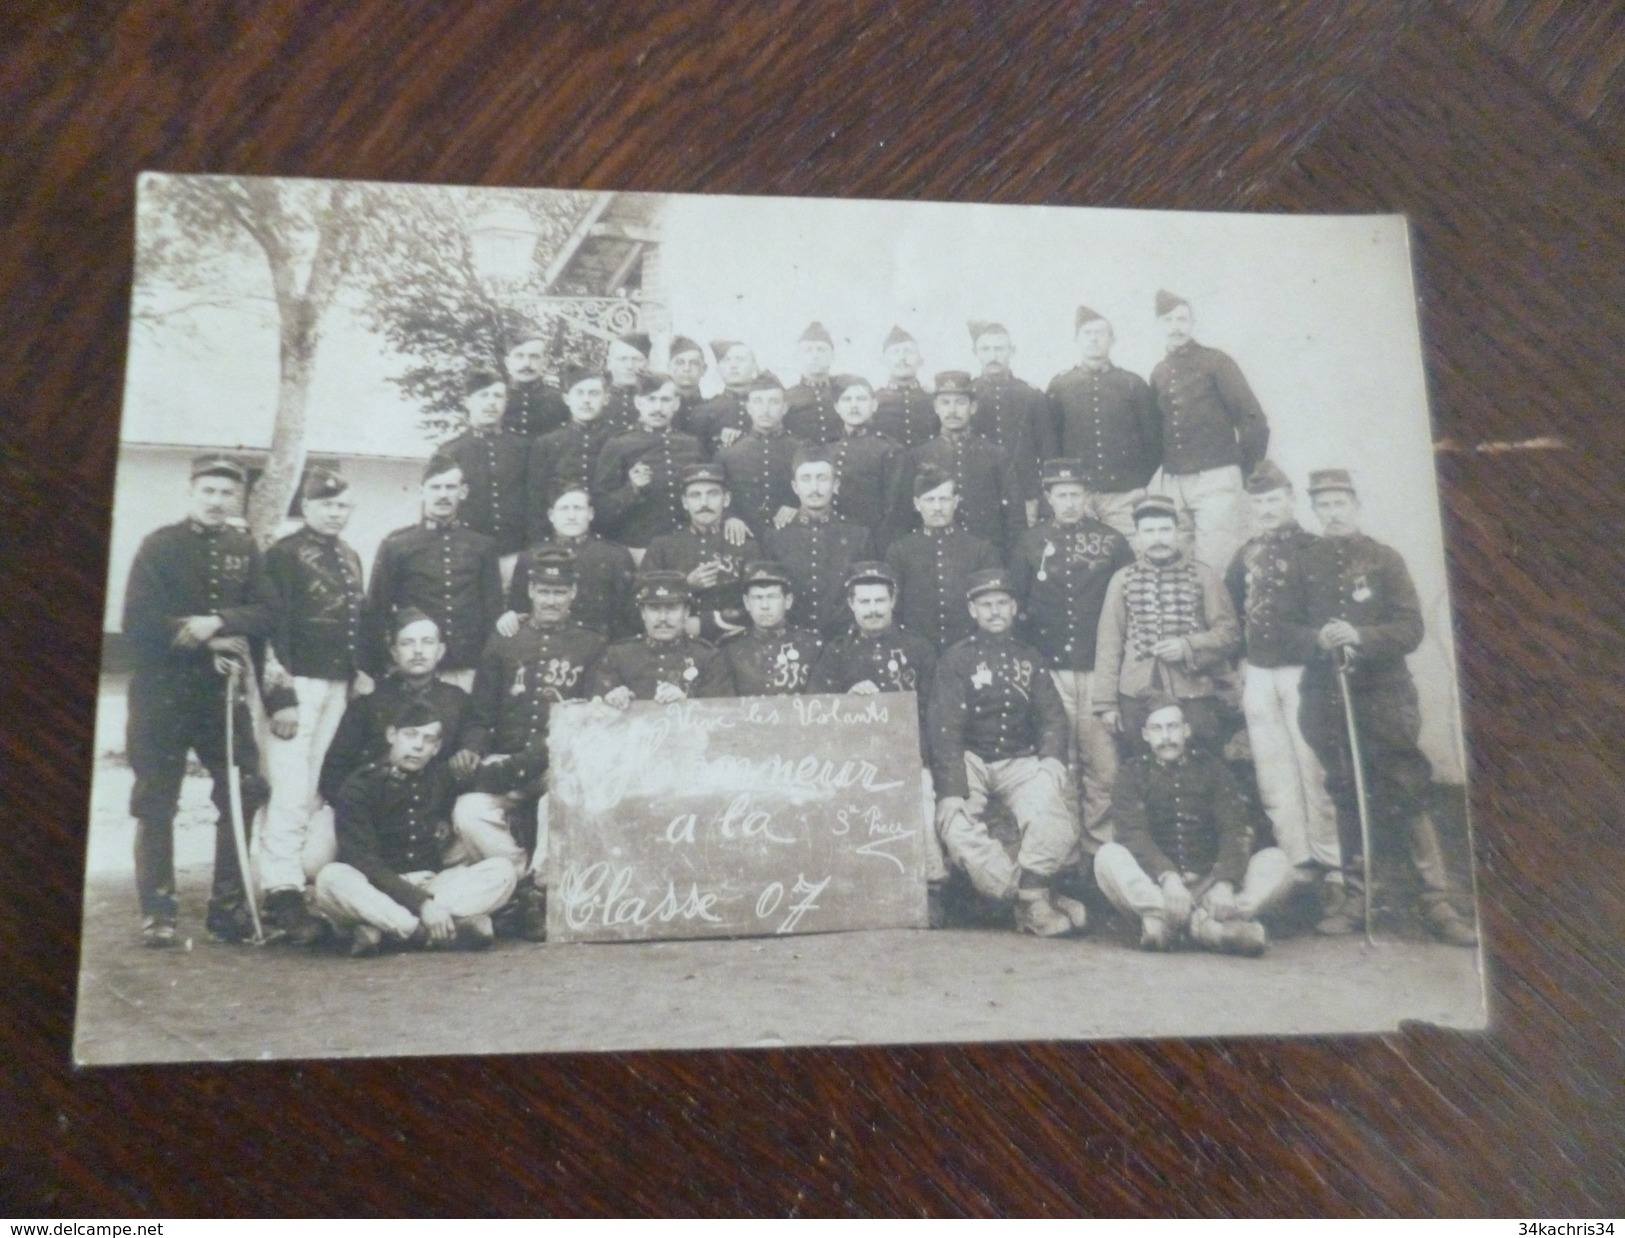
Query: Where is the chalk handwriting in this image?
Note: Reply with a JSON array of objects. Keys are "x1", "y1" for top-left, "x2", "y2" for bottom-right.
[{"x1": 559, "y1": 863, "x2": 724, "y2": 930}]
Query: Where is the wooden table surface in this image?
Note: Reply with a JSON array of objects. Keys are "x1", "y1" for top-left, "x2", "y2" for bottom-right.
[{"x1": 3, "y1": 0, "x2": 1623, "y2": 1216}]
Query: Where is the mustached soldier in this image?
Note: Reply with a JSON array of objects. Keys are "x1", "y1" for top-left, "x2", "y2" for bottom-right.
[
  {"x1": 874, "y1": 325, "x2": 937, "y2": 452},
  {"x1": 590, "y1": 572, "x2": 735, "y2": 705},
  {"x1": 721, "y1": 562, "x2": 824, "y2": 696},
  {"x1": 122, "y1": 456, "x2": 278, "y2": 946}
]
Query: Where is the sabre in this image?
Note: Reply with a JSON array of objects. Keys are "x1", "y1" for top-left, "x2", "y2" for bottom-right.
[
  {"x1": 1334, "y1": 646, "x2": 1377, "y2": 945},
  {"x1": 223, "y1": 658, "x2": 267, "y2": 945}
]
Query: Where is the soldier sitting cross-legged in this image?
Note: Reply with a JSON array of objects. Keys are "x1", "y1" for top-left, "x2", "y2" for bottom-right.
[{"x1": 314, "y1": 699, "x2": 517, "y2": 958}]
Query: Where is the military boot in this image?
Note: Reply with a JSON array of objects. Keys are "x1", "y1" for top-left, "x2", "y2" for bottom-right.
[
  {"x1": 1191, "y1": 908, "x2": 1268, "y2": 957},
  {"x1": 1014, "y1": 887, "x2": 1072, "y2": 938}
]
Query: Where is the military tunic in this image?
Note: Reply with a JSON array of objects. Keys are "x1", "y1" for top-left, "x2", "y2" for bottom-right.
[
  {"x1": 331, "y1": 760, "x2": 456, "y2": 913},
  {"x1": 464, "y1": 620, "x2": 606, "y2": 801},
  {"x1": 894, "y1": 433, "x2": 1024, "y2": 550},
  {"x1": 262, "y1": 525, "x2": 365, "y2": 708},
  {"x1": 526, "y1": 420, "x2": 616, "y2": 537},
  {"x1": 721, "y1": 625, "x2": 823, "y2": 695},
  {"x1": 1046, "y1": 363, "x2": 1160, "y2": 494},
  {"x1": 825, "y1": 427, "x2": 901, "y2": 534},
  {"x1": 971, "y1": 372, "x2": 1054, "y2": 503},
  {"x1": 1148, "y1": 342, "x2": 1269, "y2": 476},
  {"x1": 764, "y1": 512, "x2": 874, "y2": 638},
  {"x1": 874, "y1": 379, "x2": 938, "y2": 452},
  {"x1": 1093, "y1": 552, "x2": 1239, "y2": 708},
  {"x1": 718, "y1": 427, "x2": 804, "y2": 537},
  {"x1": 317, "y1": 675, "x2": 471, "y2": 805},
  {"x1": 440, "y1": 428, "x2": 532, "y2": 556},
  {"x1": 503, "y1": 379, "x2": 569, "y2": 441},
  {"x1": 592, "y1": 427, "x2": 705, "y2": 549},
  {"x1": 1110, "y1": 751, "x2": 1254, "y2": 885},
  {"x1": 784, "y1": 378, "x2": 843, "y2": 445},
  {"x1": 1009, "y1": 518, "x2": 1135, "y2": 672},
  {"x1": 507, "y1": 535, "x2": 638, "y2": 640},
  {"x1": 884, "y1": 527, "x2": 1003, "y2": 650},
  {"x1": 644, "y1": 524, "x2": 760, "y2": 625},
  {"x1": 588, "y1": 635, "x2": 734, "y2": 701},
  {"x1": 928, "y1": 631, "x2": 1068, "y2": 799},
  {"x1": 601, "y1": 383, "x2": 641, "y2": 436},
  {"x1": 1224, "y1": 525, "x2": 1320, "y2": 669},
  {"x1": 687, "y1": 388, "x2": 751, "y2": 458},
  {"x1": 122, "y1": 518, "x2": 279, "y2": 917},
  {"x1": 362, "y1": 519, "x2": 503, "y2": 675},
  {"x1": 808, "y1": 626, "x2": 937, "y2": 726}
]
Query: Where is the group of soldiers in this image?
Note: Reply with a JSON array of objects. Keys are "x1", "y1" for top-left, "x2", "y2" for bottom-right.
[{"x1": 120, "y1": 288, "x2": 1477, "y2": 958}]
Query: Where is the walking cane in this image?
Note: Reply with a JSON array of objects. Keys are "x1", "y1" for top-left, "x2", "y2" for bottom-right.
[
  {"x1": 223, "y1": 658, "x2": 267, "y2": 945},
  {"x1": 1333, "y1": 646, "x2": 1377, "y2": 945}
]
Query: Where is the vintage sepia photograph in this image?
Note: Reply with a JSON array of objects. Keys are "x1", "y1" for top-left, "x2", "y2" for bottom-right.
[{"x1": 74, "y1": 174, "x2": 1486, "y2": 1064}]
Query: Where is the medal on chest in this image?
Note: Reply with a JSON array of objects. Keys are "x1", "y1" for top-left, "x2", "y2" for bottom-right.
[
  {"x1": 971, "y1": 661, "x2": 993, "y2": 690},
  {"x1": 1351, "y1": 573, "x2": 1372, "y2": 603}
]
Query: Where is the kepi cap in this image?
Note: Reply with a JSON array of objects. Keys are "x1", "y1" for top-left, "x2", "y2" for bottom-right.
[
  {"x1": 1307, "y1": 468, "x2": 1357, "y2": 496},
  {"x1": 190, "y1": 455, "x2": 246, "y2": 483},
  {"x1": 1244, "y1": 459, "x2": 1293, "y2": 495},
  {"x1": 933, "y1": 371, "x2": 974, "y2": 396},
  {"x1": 636, "y1": 570, "x2": 690, "y2": 605},
  {"x1": 528, "y1": 546, "x2": 577, "y2": 585},
  {"x1": 742, "y1": 560, "x2": 793, "y2": 590},
  {"x1": 1041, "y1": 458, "x2": 1086, "y2": 488},
  {"x1": 680, "y1": 462, "x2": 728, "y2": 489},
  {"x1": 300, "y1": 466, "x2": 349, "y2": 502},
  {"x1": 844, "y1": 560, "x2": 897, "y2": 592},
  {"x1": 965, "y1": 568, "x2": 1016, "y2": 601},
  {"x1": 1132, "y1": 494, "x2": 1179, "y2": 524}
]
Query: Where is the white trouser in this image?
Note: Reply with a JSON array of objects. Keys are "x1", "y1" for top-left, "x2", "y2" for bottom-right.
[
  {"x1": 437, "y1": 667, "x2": 476, "y2": 692},
  {"x1": 1150, "y1": 464, "x2": 1246, "y2": 576},
  {"x1": 313, "y1": 858, "x2": 517, "y2": 939},
  {"x1": 1049, "y1": 670, "x2": 1118, "y2": 850},
  {"x1": 1242, "y1": 662, "x2": 1341, "y2": 869},
  {"x1": 1094, "y1": 842, "x2": 1293, "y2": 928},
  {"x1": 258, "y1": 677, "x2": 349, "y2": 893},
  {"x1": 302, "y1": 804, "x2": 338, "y2": 882},
  {"x1": 939, "y1": 754, "x2": 1080, "y2": 901},
  {"x1": 453, "y1": 791, "x2": 544, "y2": 880}
]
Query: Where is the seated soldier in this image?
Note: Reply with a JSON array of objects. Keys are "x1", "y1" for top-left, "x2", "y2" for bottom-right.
[
  {"x1": 313, "y1": 700, "x2": 517, "y2": 957},
  {"x1": 454, "y1": 547, "x2": 605, "y2": 939},
  {"x1": 590, "y1": 571, "x2": 734, "y2": 706},
  {"x1": 884, "y1": 468, "x2": 1003, "y2": 650},
  {"x1": 928, "y1": 569, "x2": 1087, "y2": 938},
  {"x1": 1094, "y1": 696, "x2": 1293, "y2": 955},
  {"x1": 721, "y1": 562, "x2": 823, "y2": 696},
  {"x1": 313, "y1": 608, "x2": 476, "y2": 882}
]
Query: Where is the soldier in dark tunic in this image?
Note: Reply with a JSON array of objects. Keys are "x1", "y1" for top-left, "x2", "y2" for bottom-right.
[
  {"x1": 506, "y1": 485, "x2": 638, "y2": 641},
  {"x1": 440, "y1": 368, "x2": 531, "y2": 576},
  {"x1": 764, "y1": 451, "x2": 874, "y2": 638},
  {"x1": 823, "y1": 375, "x2": 902, "y2": 537},
  {"x1": 455, "y1": 547, "x2": 606, "y2": 939},
  {"x1": 720, "y1": 562, "x2": 824, "y2": 696},
  {"x1": 884, "y1": 467, "x2": 1003, "y2": 650},
  {"x1": 1222, "y1": 461, "x2": 1341, "y2": 890},
  {"x1": 928, "y1": 569, "x2": 1085, "y2": 938},
  {"x1": 874, "y1": 326, "x2": 937, "y2": 452},
  {"x1": 593, "y1": 372, "x2": 706, "y2": 556},
  {"x1": 589, "y1": 571, "x2": 734, "y2": 704},
  {"x1": 784, "y1": 320, "x2": 843, "y2": 445},
  {"x1": 318, "y1": 608, "x2": 476, "y2": 809},
  {"x1": 312, "y1": 700, "x2": 517, "y2": 957},
  {"x1": 1045, "y1": 306, "x2": 1159, "y2": 541},
  {"x1": 121, "y1": 456, "x2": 278, "y2": 946},
  {"x1": 1094, "y1": 696, "x2": 1293, "y2": 955},
  {"x1": 969, "y1": 321, "x2": 1054, "y2": 525},
  {"x1": 687, "y1": 339, "x2": 757, "y2": 457},
  {"x1": 808, "y1": 561, "x2": 938, "y2": 729},
  {"x1": 1147, "y1": 290, "x2": 1270, "y2": 574},
  {"x1": 1009, "y1": 458, "x2": 1136, "y2": 851},
  {"x1": 644, "y1": 463, "x2": 759, "y2": 642},
  {"x1": 601, "y1": 331, "x2": 652, "y2": 435},
  {"x1": 361, "y1": 454, "x2": 504, "y2": 691},
  {"x1": 259, "y1": 467, "x2": 366, "y2": 944},
  {"x1": 666, "y1": 334, "x2": 709, "y2": 428},
  {"x1": 526, "y1": 365, "x2": 612, "y2": 533},
  {"x1": 718, "y1": 371, "x2": 804, "y2": 539},
  {"x1": 1290, "y1": 470, "x2": 1477, "y2": 946},
  {"x1": 891, "y1": 371, "x2": 1025, "y2": 551},
  {"x1": 502, "y1": 337, "x2": 569, "y2": 441}
]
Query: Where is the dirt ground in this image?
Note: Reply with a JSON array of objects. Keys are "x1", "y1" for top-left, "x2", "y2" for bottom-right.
[{"x1": 74, "y1": 681, "x2": 1487, "y2": 1065}]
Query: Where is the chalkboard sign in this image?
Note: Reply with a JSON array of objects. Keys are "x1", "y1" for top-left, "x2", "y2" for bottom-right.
[{"x1": 546, "y1": 694, "x2": 931, "y2": 942}]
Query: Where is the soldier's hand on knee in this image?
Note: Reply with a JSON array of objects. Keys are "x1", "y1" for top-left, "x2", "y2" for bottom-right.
[
  {"x1": 1200, "y1": 880, "x2": 1238, "y2": 921},
  {"x1": 269, "y1": 707, "x2": 299, "y2": 740},
  {"x1": 934, "y1": 796, "x2": 968, "y2": 832},
  {"x1": 1159, "y1": 872, "x2": 1193, "y2": 924},
  {"x1": 418, "y1": 898, "x2": 455, "y2": 943},
  {"x1": 496, "y1": 610, "x2": 523, "y2": 638},
  {"x1": 653, "y1": 682, "x2": 685, "y2": 704},
  {"x1": 351, "y1": 671, "x2": 374, "y2": 697},
  {"x1": 603, "y1": 687, "x2": 634, "y2": 710},
  {"x1": 849, "y1": 681, "x2": 880, "y2": 695},
  {"x1": 1099, "y1": 709, "x2": 1120, "y2": 734}
]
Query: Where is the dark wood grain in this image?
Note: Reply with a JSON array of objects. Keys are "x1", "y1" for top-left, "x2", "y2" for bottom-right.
[{"x1": 3, "y1": 0, "x2": 1623, "y2": 1216}]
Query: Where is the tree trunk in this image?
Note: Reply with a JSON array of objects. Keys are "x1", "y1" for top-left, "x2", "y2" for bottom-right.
[{"x1": 246, "y1": 294, "x2": 317, "y2": 547}]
